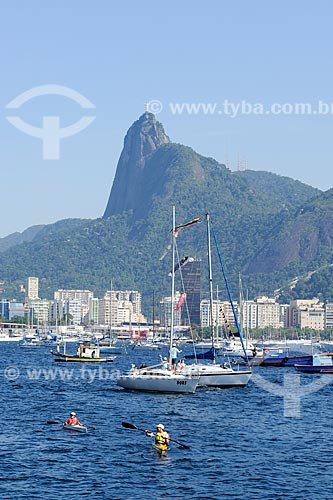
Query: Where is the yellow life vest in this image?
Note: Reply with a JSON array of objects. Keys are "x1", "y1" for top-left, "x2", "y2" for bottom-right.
[{"x1": 155, "y1": 431, "x2": 169, "y2": 448}]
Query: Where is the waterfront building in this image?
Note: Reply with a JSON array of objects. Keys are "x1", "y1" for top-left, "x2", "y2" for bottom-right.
[
  {"x1": 88, "y1": 297, "x2": 99, "y2": 325},
  {"x1": 111, "y1": 290, "x2": 142, "y2": 315},
  {"x1": 241, "y1": 300, "x2": 257, "y2": 330},
  {"x1": 159, "y1": 292, "x2": 181, "y2": 328},
  {"x1": 325, "y1": 302, "x2": 333, "y2": 330},
  {"x1": 240, "y1": 297, "x2": 287, "y2": 330},
  {"x1": 0, "y1": 299, "x2": 10, "y2": 320},
  {"x1": 7, "y1": 301, "x2": 26, "y2": 321},
  {"x1": 279, "y1": 304, "x2": 290, "y2": 328},
  {"x1": 54, "y1": 289, "x2": 93, "y2": 306},
  {"x1": 28, "y1": 299, "x2": 50, "y2": 325},
  {"x1": 99, "y1": 290, "x2": 144, "y2": 326},
  {"x1": 289, "y1": 298, "x2": 325, "y2": 330},
  {"x1": 63, "y1": 299, "x2": 82, "y2": 325},
  {"x1": 256, "y1": 296, "x2": 281, "y2": 329},
  {"x1": 200, "y1": 299, "x2": 238, "y2": 330},
  {"x1": 48, "y1": 300, "x2": 63, "y2": 324}
]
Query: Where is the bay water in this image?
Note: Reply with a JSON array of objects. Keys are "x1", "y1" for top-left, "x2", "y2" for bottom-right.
[{"x1": 1, "y1": 343, "x2": 332, "y2": 500}]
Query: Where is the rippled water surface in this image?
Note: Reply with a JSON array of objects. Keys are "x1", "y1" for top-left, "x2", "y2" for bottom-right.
[{"x1": 1, "y1": 342, "x2": 333, "y2": 500}]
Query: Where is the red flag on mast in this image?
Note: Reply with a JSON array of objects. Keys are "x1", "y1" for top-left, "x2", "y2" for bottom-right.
[{"x1": 175, "y1": 293, "x2": 187, "y2": 311}]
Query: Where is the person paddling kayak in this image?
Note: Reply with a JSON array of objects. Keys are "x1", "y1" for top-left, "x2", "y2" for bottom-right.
[
  {"x1": 145, "y1": 423, "x2": 170, "y2": 453},
  {"x1": 65, "y1": 412, "x2": 83, "y2": 426}
]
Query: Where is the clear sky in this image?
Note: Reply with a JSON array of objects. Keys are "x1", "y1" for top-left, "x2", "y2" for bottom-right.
[{"x1": 1, "y1": 1, "x2": 332, "y2": 237}]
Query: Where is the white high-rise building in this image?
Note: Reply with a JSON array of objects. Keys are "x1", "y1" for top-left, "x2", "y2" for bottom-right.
[
  {"x1": 255, "y1": 296, "x2": 281, "y2": 329},
  {"x1": 29, "y1": 299, "x2": 50, "y2": 325},
  {"x1": 98, "y1": 290, "x2": 144, "y2": 326},
  {"x1": 27, "y1": 277, "x2": 39, "y2": 300},
  {"x1": 54, "y1": 290, "x2": 93, "y2": 305},
  {"x1": 200, "y1": 299, "x2": 238, "y2": 330},
  {"x1": 159, "y1": 293, "x2": 181, "y2": 328}
]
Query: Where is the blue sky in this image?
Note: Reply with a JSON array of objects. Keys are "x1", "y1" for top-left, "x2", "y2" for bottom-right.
[{"x1": 1, "y1": 1, "x2": 332, "y2": 237}]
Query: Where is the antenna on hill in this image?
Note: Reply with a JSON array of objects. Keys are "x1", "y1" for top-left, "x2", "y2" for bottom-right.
[
  {"x1": 145, "y1": 102, "x2": 149, "y2": 114},
  {"x1": 236, "y1": 152, "x2": 246, "y2": 171}
]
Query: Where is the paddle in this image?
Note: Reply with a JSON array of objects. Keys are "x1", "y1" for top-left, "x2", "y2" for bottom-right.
[
  {"x1": 47, "y1": 420, "x2": 96, "y2": 430},
  {"x1": 121, "y1": 421, "x2": 190, "y2": 449}
]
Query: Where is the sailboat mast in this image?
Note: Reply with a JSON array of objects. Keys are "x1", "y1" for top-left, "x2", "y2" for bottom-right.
[
  {"x1": 109, "y1": 278, "x2": 113, "y2": 346},
  {"x1": 210, "y1": 219, "x2": 250, "y2": 365},
  {"x1": 169, "y1": 206, "x2": 176, "y2": 367},
  {"x1": 152, "y1": 289, "x2": 155, "y2": 342},
  {"x1": 206, "y1": 213, "x2": 216, "y2": 358}
]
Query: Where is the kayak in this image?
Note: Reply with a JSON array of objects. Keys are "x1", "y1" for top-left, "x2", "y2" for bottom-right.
[
  {"x1": 152, "y1": 443, "x2": 168, "y2": 456},
  {"x1": 63, "y1": 423, "x2": 88, "y2": 433}
]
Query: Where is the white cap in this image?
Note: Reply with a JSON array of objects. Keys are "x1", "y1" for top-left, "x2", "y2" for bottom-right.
[
  {"x1": 156, "y1": 423, "x2": 164, "y2": 430},
  {"x1": 70, "y1": 412, "x2": 76, "y2": 416}
]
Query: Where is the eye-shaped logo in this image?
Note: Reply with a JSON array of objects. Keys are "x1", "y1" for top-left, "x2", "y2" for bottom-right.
[
  {"x1": 252, "y1": 371, "x2": 333, "y2": 417},
  {"x1": 5, "y1": 84, "x2": 96, "y2": 160}
]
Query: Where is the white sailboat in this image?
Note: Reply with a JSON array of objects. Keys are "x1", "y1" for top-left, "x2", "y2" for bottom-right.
[
  {"x1": 183, "y1": 213, "x2": 252, "y2": 388},
  {"x1": 117, "y1": 206, "x2": 199, "y2": 393}
]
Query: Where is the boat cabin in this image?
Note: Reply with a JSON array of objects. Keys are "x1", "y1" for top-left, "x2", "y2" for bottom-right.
[
  {"x1": 77, "y1": 343, "x2": 101, "y2": 359},
  {"x1": 312, "y1": 353, "x2": 333, "y2": 366}
]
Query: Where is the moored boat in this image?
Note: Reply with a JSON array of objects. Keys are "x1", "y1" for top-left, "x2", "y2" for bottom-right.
[
  {"x1": 183, "y1": 213, "x2": 252, "y2": 388},
  {"x1": 117, "y1": 207, "x2": 199, "y2": 394},
  {"x1": 117, "y1": 364, "x2": 198, "y2": 393},
  {"x1": 261, "y1": 348, "x2": 314, "y2": 367},
  {"x1": 282, "y1": 354, "x2": 313, "y2": 366},
  {"x1": 50, "y1": 342, "x2": 116, "y2": 362},
  {"x1": 261, "y1": 348, "x2": 287, "y2": 366},
  {"x1": 295, "y1": 353, "x2": 333, "y2": 373},
  {"x1": 185, "y1": 361, "x2": 252, "y2": 387}
]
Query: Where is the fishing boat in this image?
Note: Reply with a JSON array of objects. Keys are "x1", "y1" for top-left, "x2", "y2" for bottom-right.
[
  {"x1": 117, "y1": 207, "x2": 199, "y2": 393},
  {"x1": 183, "y1": 213, "x2": 252, "y2": 388},
  {"x1": 63, "y1": 423, "x2": 88, "y2": 433},
  {"x1": 294, "y1": 353, "x2": 333, "y2": 373},
  {"x1": 261, "y1": 347, "x2": 313, "y2": 367},
  {"x1": 50, "y1": 342, "x2": 116, "y2": 362}
]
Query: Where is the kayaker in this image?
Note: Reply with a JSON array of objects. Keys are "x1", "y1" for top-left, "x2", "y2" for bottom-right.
[
  {"x1": 65, "y1": 412, "x2": 83, "y2": 426},
  {"x1": 145, "y1": 423, "x2": 170, "y2": 451}
]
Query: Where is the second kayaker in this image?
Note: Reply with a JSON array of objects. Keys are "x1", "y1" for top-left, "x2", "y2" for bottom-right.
[{"x1": 65, "y1": 412, "x2": 83, "y2": 426}]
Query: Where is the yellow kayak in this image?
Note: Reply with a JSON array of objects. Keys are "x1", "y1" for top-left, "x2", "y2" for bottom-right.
[{"x1": 152, "y1": 443, "x2": 168, "y2": 456}]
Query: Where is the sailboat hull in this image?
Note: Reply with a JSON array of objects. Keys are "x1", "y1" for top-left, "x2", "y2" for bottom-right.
[
  {"x1": 187, "y1": 364, "x2": 252, "y2": 388},
  {"x1": 117, "y1": 368, "x2": 198, "y2": 393}
]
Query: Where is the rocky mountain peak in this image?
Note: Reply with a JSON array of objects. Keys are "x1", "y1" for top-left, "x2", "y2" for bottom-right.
[{"x1": 103, "y1": 113, "x2": 170, "y2": 218}]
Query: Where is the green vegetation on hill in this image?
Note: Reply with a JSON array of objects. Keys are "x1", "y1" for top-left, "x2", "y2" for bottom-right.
[{"x1": 1, "y1": 113, "x2": 332, "y2": 315}]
